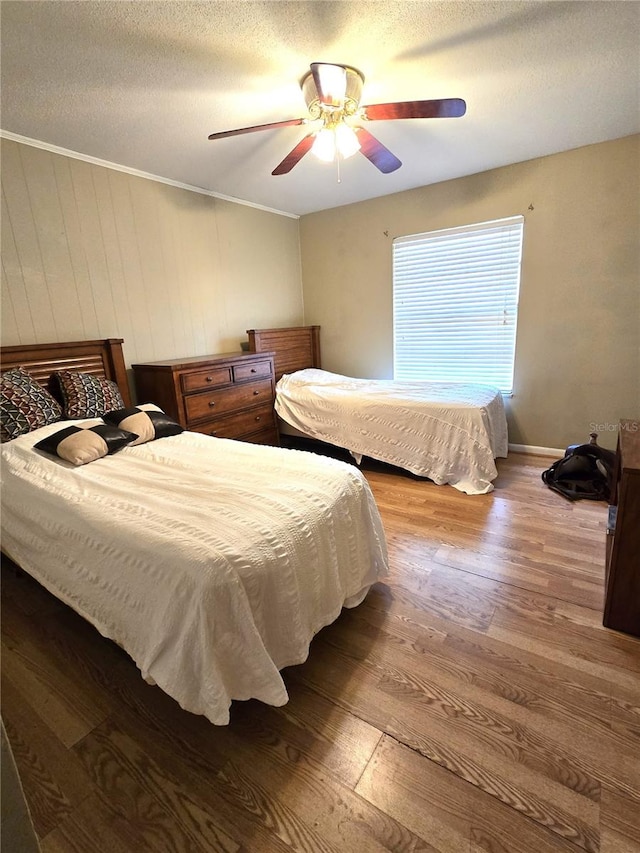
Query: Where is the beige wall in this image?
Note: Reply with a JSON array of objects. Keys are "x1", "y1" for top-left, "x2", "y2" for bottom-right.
[
  {"x1": 300, "y1": 135, "x2": 640, "y2": 450},
  {"x1": 3, "y1": 136, "x2": 638, "y2": 450},
  {"x1": 1, "y1": 138, "x2": 303, "y2": 378}
]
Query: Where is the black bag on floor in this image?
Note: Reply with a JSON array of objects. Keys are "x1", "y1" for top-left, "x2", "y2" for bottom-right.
[{"x1": 542, "y1": 433, "x2": 616, "y2": 502}]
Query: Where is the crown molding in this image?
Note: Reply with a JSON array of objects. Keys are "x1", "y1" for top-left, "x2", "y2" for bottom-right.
[{"x1": 0, "y1": 130, "x2": 299, "y2": 220}]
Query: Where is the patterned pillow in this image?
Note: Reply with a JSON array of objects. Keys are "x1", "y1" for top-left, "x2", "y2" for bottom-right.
[
  {"x1": 55, "y1": 370, "x2": 125, "y2": 419},
  {"x1": 103, "y1": 405, "x2": 183, "y2": 445},
  {"x1": 1, "y1": 367, "x2": 63, "y2": 442},
  {"x1": 34, "y1": 424, "x2": 138, "y2": 466}
]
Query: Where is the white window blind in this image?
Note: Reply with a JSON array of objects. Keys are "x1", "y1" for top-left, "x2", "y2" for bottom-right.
[{"x1": 393, "y1": 215, "x2": 524, "y2": 394}]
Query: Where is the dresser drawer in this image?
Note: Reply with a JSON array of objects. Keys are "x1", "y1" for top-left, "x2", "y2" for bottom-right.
[
  {"x1": 193, "y1": 404, "x2": 274, "y2": 439},
  {"x1": 181, "y1": 367, "x2": 231, "y2": 394},
  {"x1": 185, "y1": 379, "x2": 273, "y2": 424},
  {"x1": 233, "y1": 360, "x2": 272, "y2": 382},
  {"x1": 243, "y1": 428, "x2": 280, "y2": 446}
]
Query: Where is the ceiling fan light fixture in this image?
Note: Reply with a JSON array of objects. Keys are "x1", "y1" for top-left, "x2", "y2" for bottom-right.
[
  {"x1": 311, "y1": 128, "x2": 336, "y2": 162},
  {"x1": 335, "y1": 123, "x2": 360, "y2": 158},
  {"x1": 312, "y1": 123, "x2": 361, "y2": 163}
]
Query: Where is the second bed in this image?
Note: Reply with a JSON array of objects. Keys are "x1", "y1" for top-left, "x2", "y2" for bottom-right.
[{"x1": 247, "y1": 326, "x2": 508, "y2": 495}]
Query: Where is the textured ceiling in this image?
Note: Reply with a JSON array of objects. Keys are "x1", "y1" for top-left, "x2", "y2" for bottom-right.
[{"x1": 1, "y1": 1, "x2": 639, "y2": 216}]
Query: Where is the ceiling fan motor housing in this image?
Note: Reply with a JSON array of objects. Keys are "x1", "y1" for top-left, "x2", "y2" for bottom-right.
[{"x1": 301, "y1": 64, "x2": 365, "y2": 120}]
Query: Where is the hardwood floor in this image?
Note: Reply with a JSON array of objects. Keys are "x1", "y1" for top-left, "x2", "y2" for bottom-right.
[{"x1": 2, "y1": 452, "x2": 639, "y2": 852}]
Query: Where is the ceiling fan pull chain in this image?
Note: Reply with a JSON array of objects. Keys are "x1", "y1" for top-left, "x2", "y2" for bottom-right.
[{"x1": 337, "y1": 152, "x2": 341, "y2": 184}]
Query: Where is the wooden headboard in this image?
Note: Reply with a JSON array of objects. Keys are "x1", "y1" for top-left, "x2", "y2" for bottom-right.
[
  {"x1": 0, "y1": 338, "x2": 132, "y2": 407},
  {"x1": 247, "y1": 326, "x2": 321, "y2": 382}
]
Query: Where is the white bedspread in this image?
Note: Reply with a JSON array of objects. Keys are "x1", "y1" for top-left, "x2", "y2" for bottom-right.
[
  {"x1": 276, "y1": 369, "x2": 508, "y2": 495},
  {"x1": 1, "y1": 424, "x2": 388, "y2": 725}
]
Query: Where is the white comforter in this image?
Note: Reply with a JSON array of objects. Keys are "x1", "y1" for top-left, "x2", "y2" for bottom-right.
[
  {"x1": 276, "y1": 369, "x2": 509, "y2": 495},
  {"x1": 1, "y1": 424, "x2": 388, "y2": 725}
]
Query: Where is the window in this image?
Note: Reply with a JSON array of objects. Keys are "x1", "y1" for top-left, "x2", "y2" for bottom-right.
[{"x1": 393, "y1": 215, "x2": 524, "y2": 394}]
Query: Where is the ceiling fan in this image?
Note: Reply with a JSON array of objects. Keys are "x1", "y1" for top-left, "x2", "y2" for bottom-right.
[{"x1": 208, "y1": 62, "x2": 466, "y2": 176}]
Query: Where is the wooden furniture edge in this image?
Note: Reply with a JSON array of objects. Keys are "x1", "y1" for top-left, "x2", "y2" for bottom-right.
[
  {"x1": 603, "y1": 419, "x2": 640, "y2": 636},
  {"x1": 132, "y1": 350, "x2": 275, "y2": 371},
  {"x1": 246, "y1": 326, "x2": 321, "y2": 380}
]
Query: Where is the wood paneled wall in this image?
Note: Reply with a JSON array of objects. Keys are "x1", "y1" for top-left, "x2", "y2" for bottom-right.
[{"x1": 1, "y1": 139, "x2": 303, "y2": 369}]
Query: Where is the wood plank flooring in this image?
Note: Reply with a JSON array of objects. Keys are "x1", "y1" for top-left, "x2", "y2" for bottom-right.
[{"x1": 2, "y1": 451, "x2": 639, "y2": 852}]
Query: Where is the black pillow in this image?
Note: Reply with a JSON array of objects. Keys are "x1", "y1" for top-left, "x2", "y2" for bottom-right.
[
  {"x1": 35, "y1": 424, "x2": 138, "y2": 466},
  {"x1": 102, "y1": 406, "x2": 183, "y2": 445}
]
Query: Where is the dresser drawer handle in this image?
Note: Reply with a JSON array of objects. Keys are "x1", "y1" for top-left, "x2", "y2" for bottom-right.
[
  {"x1": 206, "y1": 376, "x2": 214, "y2": 383},
  {"x1": 210, "y1": 430, "x2": 218, "y2": 436},
  {"x1": 250, "y1": 368, "x2": 257, "y2": 373},
  {"x1": 208, "y1": 401, "x2": 216, "y2": 408},
  {"x1": 255, "y1": 416, "x2": 261, "y2": 422},
  {"x1": 253, "y1": 390, "x2": 259, "y2": 396}
]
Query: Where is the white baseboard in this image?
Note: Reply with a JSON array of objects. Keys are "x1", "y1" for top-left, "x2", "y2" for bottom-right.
[{"x1": 508, "y1": 443, "x2": 564, "y2": 456}]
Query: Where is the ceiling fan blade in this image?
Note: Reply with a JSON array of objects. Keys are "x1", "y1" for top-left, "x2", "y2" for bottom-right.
[
  {"x1": 355, "y1": 127, "x2": 402, "y2": 174},
  {"x1": 310, "y1": 62, "x2": 347, "y2": 108},
  {"x1": 208, "y1": 118, "x2": 305, "y2": 141},
  {"x1": 362, "y1": 98, "x2": 467, "y2": 121},
  {"x1": 272, "y1": 132, "x2": 316, "y2": 176}
]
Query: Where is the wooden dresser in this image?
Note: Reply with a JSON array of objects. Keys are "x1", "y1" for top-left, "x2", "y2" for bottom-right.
[
  {"x1": 132, "y1": 352, "x2": 279, "y2": 445},
  {"x1": 603, "y1": 419, "x2": 640, "y2": 636}
]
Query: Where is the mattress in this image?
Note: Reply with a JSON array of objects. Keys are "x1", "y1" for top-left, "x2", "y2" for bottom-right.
[
  {"x1": 275, "y1": 369, "x2": 508, "y2": 495},
  {"x1": 1, "y1": 423, "x2": 389, "y2": 724}
]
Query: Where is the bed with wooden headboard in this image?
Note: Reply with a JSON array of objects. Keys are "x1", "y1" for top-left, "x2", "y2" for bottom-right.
[
  {"x1": 0, "y1": 337, "x2": 132, "y2": 406},
  {"x1": 247, "y1": 325, "x2": 321, "y2": 382},
  {"x1": 1, "y1": 334, "x2": 387, "y2": 726},
  {"x1": 246, "y1": 324, "x2": 509, "y2": 495}
]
